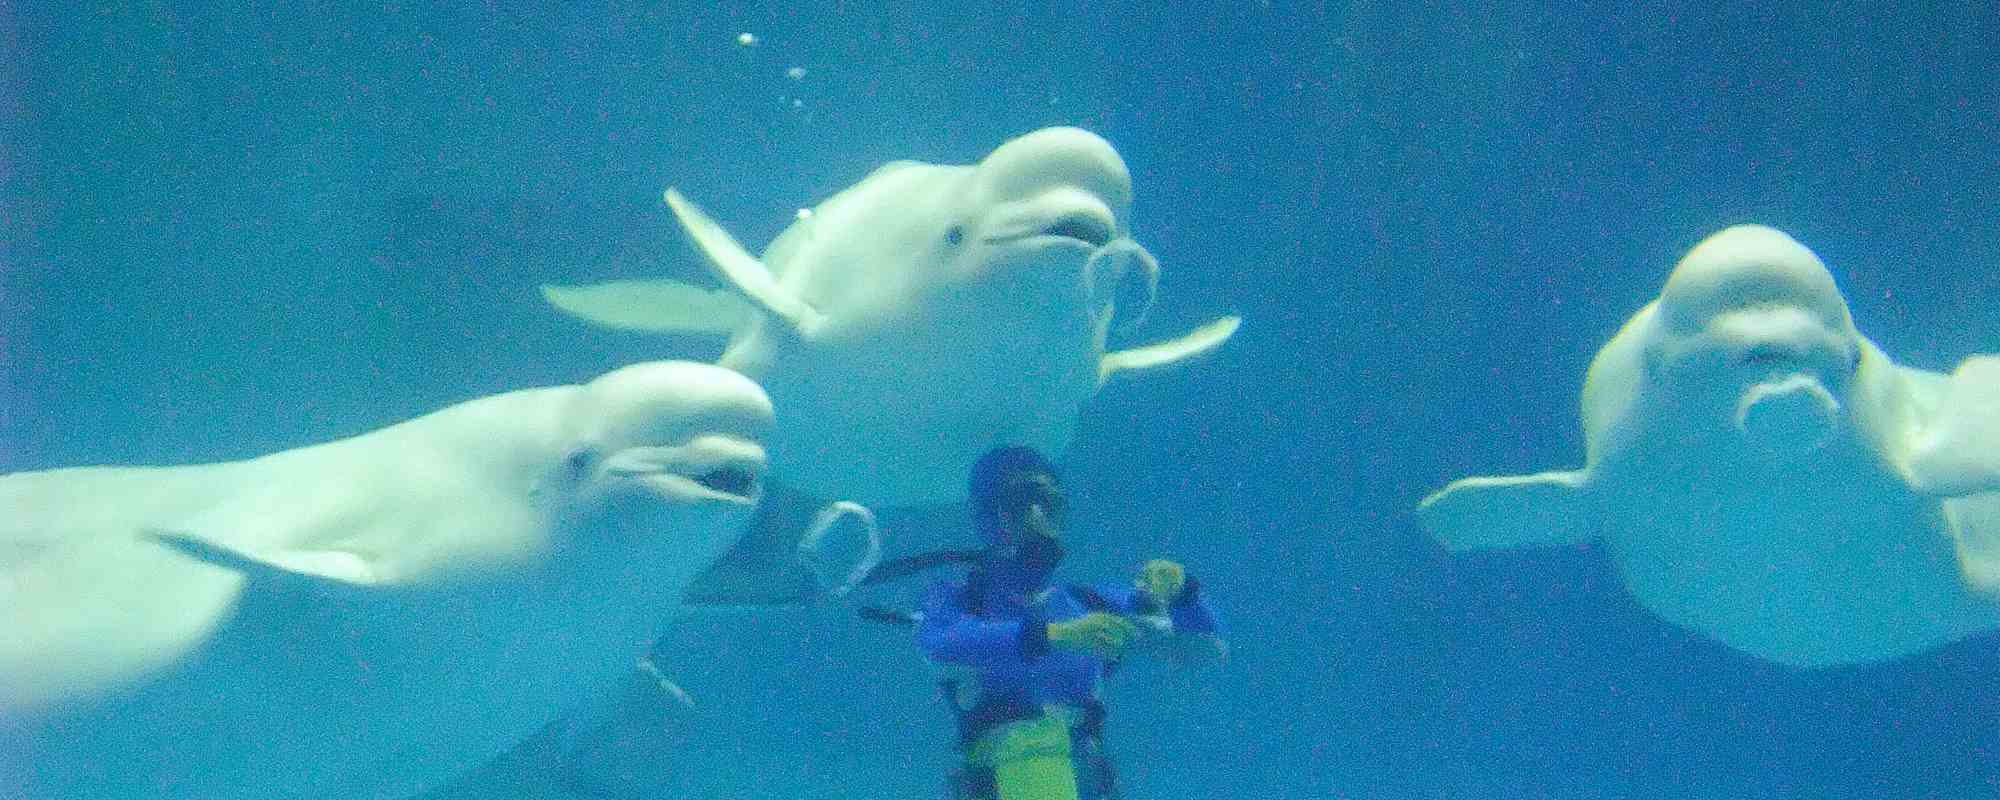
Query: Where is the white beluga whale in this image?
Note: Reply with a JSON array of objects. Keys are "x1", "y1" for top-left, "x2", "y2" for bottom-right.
[
  {"x1": 1419, "y1": 224, "x2": 2000, "y2": 667},
  {"x1": 0, "y1": 361, "x2": 840, "y2": 799},
  {"x1": 544, "y1": 127, "x2": 1238, "y2": 603}
]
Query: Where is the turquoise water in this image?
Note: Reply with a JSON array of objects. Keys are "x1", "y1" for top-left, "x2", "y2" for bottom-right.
[{"x1": 4, "y1": 3, "x2": 1996, "y2": 798}]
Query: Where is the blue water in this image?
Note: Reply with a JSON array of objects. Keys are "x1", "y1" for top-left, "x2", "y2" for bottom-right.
[{"x1": 4, "y1": 3, "x2": 1997, "y2": 798}]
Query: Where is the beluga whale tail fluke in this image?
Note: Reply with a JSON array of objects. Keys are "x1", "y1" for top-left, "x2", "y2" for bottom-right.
[
  {"x1": 1418, "y1": 223, "x2": 2000, "y2": 667},
  {"x1": 538, "y1": 127, "x2": 1240, "y2": 609}
]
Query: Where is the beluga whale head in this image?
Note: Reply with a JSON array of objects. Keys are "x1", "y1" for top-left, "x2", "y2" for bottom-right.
[
  {"x1": 949, "y1": 126, "x2": 1156, "y2": 341},
  {"x1": 1647, "y1": 224, "x2": 1861, "y2": 458}
]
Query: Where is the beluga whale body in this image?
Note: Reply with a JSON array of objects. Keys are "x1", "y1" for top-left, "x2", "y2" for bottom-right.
[
  {"x1": 1419, "y1": 224, "x2": 2000, "y2": 667},
  {"x1": 1, "y1": 361, "x2": 788, "y2": 799},
  {"x1": 544, "y1": 127, "x2": 1239, "y2": 604}
]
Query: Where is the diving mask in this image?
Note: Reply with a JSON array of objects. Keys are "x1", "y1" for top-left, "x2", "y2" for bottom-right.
[{"x1": 994, "y1": 473, "x2": 1069, "y2": 531}]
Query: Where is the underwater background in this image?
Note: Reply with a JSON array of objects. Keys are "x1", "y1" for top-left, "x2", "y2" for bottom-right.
[{"x1": 3, "y1": 2, "x2": 1997, "y2": 798}]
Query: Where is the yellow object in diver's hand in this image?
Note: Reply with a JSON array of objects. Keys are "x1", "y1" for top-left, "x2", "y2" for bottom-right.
[{"x1": 1133, "y1": 559, "x2": 1186, "y2": 609}]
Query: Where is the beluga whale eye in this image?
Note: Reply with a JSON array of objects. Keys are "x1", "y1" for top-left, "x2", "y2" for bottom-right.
[{"x1": 943, "y1": 224, "x2": 965, "y2": 247}]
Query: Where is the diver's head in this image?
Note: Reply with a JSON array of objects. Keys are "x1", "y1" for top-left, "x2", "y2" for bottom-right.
[
  {"x1": 968, "y1": 445, "x2": 1069, "y2": 582},
  {"x1": 970, "y1": 445, "x2": 1067, "y2": 543}
]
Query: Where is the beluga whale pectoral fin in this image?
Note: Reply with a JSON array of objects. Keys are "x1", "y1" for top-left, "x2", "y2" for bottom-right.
[
  {"x1": 1416, "y1": 470, "x2": 1599, "y2": 551},
  {"x1": 540, "y1": 279, "x2": 754, "y2": 335},
  {"x1": 664, "y1": 188, "x2": 828, "y2": 336},
  {"x1": 145, "y1": 529, "x2": 382, "y2": 589},
  {"x1": 1906, "y1": 355, "x2": 2000, "y2": 497},
  {"x1": 1097, "y1": 315, "x2": 1243, "y2": 385}
]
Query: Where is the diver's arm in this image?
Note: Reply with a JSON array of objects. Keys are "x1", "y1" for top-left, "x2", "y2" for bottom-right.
[{"x1": 915, "y1": 581, "x2": 1049, "y2": 665}]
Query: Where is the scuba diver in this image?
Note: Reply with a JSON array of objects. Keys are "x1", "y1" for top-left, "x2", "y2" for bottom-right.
[{"x1": 905, "y1": 445, "x2": 1226, "y2": 800}]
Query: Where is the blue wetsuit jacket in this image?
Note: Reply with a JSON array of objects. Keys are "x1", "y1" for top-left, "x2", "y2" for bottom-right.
[{"x1": 916, "y1": 567, "x2": 1221, "y2": 713}]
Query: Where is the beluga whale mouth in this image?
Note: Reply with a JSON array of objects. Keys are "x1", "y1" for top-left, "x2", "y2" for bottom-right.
[
  {"x1": 695, "y1": 464, "x2": 758, "y2": 497},
  {"x1": 979, "y1": 203, "x2": 1119, "y2": 249},
  {"x1": 1039, "y1": 212, "x2": 1115, "y2": 248},
  {"x1": 1719, "y1": 332, "x2": 1855, "y2": 458},
  {"x1": 638, "y1": 447, "x2": 766, "y2": 505},
  {"x1": 1733, "y1": 362, "x2": 1842, "y2": 457},
  {"x1": 597, "y1": 431, "x2": 769, "y2": 507}
]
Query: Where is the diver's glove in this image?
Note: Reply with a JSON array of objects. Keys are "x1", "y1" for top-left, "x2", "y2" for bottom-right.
[{"x1": 1046, "y1": 612, "x2": 1140, "y2": 661}]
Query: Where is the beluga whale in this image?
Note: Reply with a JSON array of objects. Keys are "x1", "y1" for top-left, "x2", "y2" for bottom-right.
[
  {"x1": 544, "y1": 126, "x2": 1239, "y2": 604},
  {"x1": 1418, "y1": 224, "x2": 2000, "y2": 667},
  {"x1": 0, "y1": 360, "x2": 822, "y2": 799}
]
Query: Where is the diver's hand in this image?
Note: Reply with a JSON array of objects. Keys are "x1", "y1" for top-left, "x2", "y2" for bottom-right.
[
  {"x1": 1047, "y1": 612, "x2": 1140, "y2": 661},
  {"x1": 1134, "y1": 559, "x2": 1187, "y2": 609}
]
